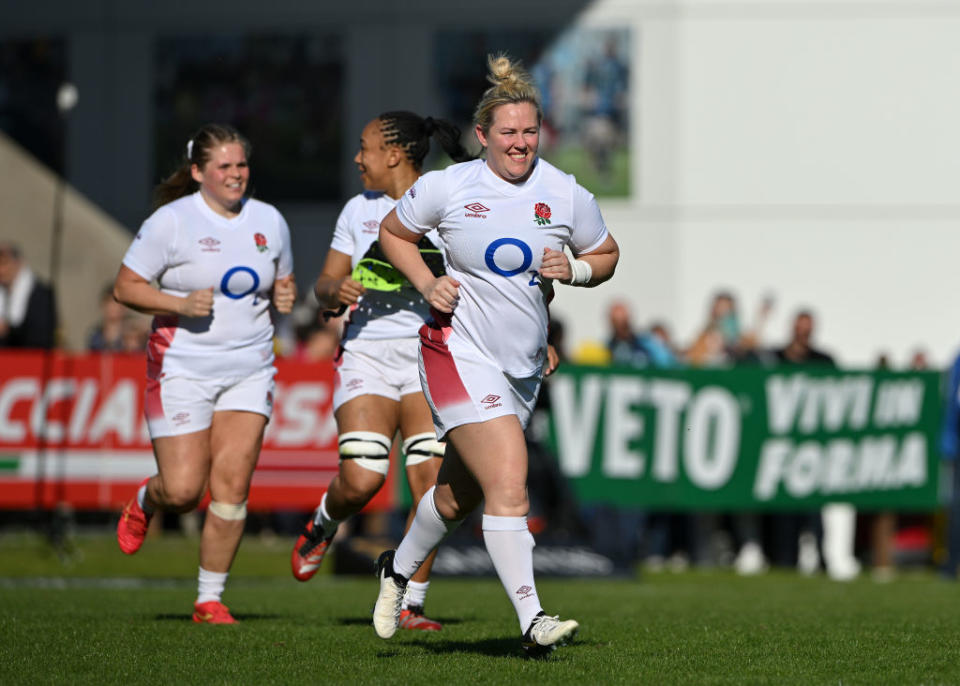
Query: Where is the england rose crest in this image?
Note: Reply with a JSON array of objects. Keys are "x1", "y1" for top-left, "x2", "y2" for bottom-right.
[
  {"x1": 254, "y1": 233, "x2": 268, "y2": 253},
  {"x1": 534, "y1": 202, "x2": 552, "y2": 226}
]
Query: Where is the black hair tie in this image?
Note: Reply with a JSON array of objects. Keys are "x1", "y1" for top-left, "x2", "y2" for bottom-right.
[{"x1": 423, "y1": 116, "x2": 436, "y2": 135}]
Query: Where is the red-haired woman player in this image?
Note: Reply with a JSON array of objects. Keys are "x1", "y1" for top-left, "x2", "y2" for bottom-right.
[{"x1": 114, "y1": 124, "x2": 296, "y2": 624}]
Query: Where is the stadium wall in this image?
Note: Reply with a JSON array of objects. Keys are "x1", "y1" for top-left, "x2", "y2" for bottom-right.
[
  {"x1": 550, "y1": 0, "x2": 960, "y2": 367},
  {"x1": 4, "y1": 1, "x2": 960, "y2": 365}
]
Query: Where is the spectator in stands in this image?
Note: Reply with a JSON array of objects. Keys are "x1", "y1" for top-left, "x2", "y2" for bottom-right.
[
  {"x1": 643, "y1": 321, "x2": 681, "y2": 368},
  {"x1": 689, "y1": 291, "x2": 775, "y2": 367},
  {"x1": 774, "y1": 309, "x2": 833, "y2": 365},
  {"x1": 606, "y1": 300, "x2": 646, "y2": 365},
  {"x1": 88, "y1": 284, "x2": 128, "y2": 351},
  {"x1": 909, "y1": 349, "x2": 929, "y2": 370},
  {"x1": 0, "y1": 241, "x2": 57, "y2": 349},
  {"x1": 687, "y1": 291, "x2": 772, "y2": 570},
  {"x1": 294, "y1": 320, "x2": 340, "y2": 362},
  {"x1": 775, "y1": 309, "x2": 860, "y2": 580},
  {"x1": 119, "y1": 316, "x2": 150, "y2": 353},
  {"x1": 606, "y1": 301, "x2": 680, "y2": 368}
]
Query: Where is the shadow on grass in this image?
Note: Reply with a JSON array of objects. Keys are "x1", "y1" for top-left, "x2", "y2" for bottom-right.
[
  {"x1": 418, "y1": 637, "x2": 526, "y2": 658},
  {"x1": 336, "y1": 616, "x2": 464, "y2": 627},
  {"x1": 417, "y1": 637, "x2": 591, "y2": 659},
  {"x1": 154, "y1": 612, "x2": 286, "y2": 622}
]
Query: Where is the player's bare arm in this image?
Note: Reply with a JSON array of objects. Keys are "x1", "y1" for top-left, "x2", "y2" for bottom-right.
[
  {"x1": 313, "y1": 248, "x2": 364, "y2": 309},
  {"x1": 380, "y1": 210, "x2": 460, "y2": 313},
  {"x1": 113, "y1": 264, "x2": 213, "y2": 317}
]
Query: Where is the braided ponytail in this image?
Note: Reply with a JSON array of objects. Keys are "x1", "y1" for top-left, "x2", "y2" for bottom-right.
[{"x1": 378, "y1": 111, "x2": 474, "y2": 171}]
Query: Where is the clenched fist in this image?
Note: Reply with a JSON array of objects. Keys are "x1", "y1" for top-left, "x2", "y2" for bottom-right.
[
  {"x1": 273, "y1": 275, "x2": 297, "y2": 314},
  {"x1": 423, "y1": 275, "x2": 460, "y2": 313},
  {"x1": 180, "y1": 287, "x2": 214, "y2": 317}
]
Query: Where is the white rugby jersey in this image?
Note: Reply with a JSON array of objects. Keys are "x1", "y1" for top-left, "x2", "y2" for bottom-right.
[
  {"x1": 396, "y1": 158, "x2": 609, "y2": 377},
  {"x1": 123, "y1": 192, "x2": 293, "y2": 379},
  {"x1": 329, "y1": 191, "x2": 432, "y2": 344}
]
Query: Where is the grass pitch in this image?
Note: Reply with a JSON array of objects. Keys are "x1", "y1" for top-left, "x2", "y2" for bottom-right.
[{"x1": 2, "y1": 532, "x2": 960, "y2": 685}]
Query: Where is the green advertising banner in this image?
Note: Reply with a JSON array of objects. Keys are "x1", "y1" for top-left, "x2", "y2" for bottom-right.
[{"x1": 546, "y1": 366, "x2": 941, "y2": 511}]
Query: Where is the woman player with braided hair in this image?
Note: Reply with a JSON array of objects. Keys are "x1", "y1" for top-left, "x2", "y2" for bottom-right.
[
  {"x1": 290, "y1": 111, "x2": 473, "y2": 631},
  {"x1": 371, "y1": 55, "x2": 619, "y2": 655}
]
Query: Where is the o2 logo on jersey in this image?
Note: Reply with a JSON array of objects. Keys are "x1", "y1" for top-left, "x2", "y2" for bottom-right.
[
  {"x1": 484, "y1": 238, "x2": 542, "y2": 286},
  {"x1": 484, "y1": 238, "x2": 532, "y2": 277},
  {"x1": 220, "y1": 266, "x2": 260, "y2": 299}
]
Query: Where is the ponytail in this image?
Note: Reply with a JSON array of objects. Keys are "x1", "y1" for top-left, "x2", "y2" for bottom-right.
[
  {"x1": 152, "y1": 123, "x2": 251, "y2": 209},
  {"x1": 378, "y1": 111, "x2": 474, "y2": 171}
]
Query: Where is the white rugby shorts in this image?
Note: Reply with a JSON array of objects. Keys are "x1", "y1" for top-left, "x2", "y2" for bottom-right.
[
  {"x1": 333, "y1": 337, "x2": 424, "y2": 411},
  {"x1": 144, "y1": 366, "x2": 276, "y2": 438},
  {"x1": 418, "y1": 321, "x2": 541, "y2": 439}
]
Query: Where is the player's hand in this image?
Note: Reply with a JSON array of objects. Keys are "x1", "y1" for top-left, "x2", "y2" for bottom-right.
[
  {"x1": 540, "y1": 247, "x2": 571, "y2": 282},
  {"x1": 336, "y1": 277, "x2": 365, "y2": 306},
  {"x1": 180, "y1": 287, "x2": 214, "y2": 317},
  {"x1": 544, "y1": 344, "x2": 560, "y2": 376},
  {"x1": 272, "y1": 275, "x2": 297, "y2": 314},
  {"x1": 423, "y1": 275, "x2": 460, "y2": 313}
]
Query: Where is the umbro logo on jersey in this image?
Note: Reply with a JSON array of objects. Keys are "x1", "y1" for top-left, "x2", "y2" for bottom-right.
[
  {"x1": 198, "y1": 237, "x2": 221, "y2": 252},
  {"x1": 481, "y1": 394, "x2": 502, "y2": 410},
  {"x1": 362, "y1": 220, "x2": 379, "y2": 233},
  {"x1": 464, "y1": 202, "x2": 490, "y2": 219}
]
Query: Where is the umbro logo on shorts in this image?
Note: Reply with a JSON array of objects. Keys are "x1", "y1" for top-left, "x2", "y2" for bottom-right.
[
  {"x1": 464, "y1": 202, "x2": 490, "y2": 219},
  {"x1": 481, "y1": 394, "x2": 502, "y2": 410},
  {"x1": 171, "y1": 412, "x2": 191, "y2": 425}
]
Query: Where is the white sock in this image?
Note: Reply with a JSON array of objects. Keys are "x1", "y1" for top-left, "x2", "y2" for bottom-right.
[
  {"x1": 196, "y1": 566, "x2": 228, "y2": 604},
  {"x1": 312, "y1": 491, "x2": 339, "y2": 538},
  {"x1": 393, "y1": 486, "x2": 460, "y2": 579},
  {"x1": 402, "y1": 580, "x2": 429, "y2": 610},
  {"x1": 482, "y1": 514, "x2": 542, "y2": 633},
  {"x1": 137, "y1": 483, "x2": 154, "y2": 514}
]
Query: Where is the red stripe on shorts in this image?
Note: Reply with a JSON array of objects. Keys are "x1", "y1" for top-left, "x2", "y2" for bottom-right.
[
  {"x1": 144, "y1": 315, "x2": 177, "y2": 419},
  {"x1": 419, "y1": 312, "x2": 470, "y2": 410}
]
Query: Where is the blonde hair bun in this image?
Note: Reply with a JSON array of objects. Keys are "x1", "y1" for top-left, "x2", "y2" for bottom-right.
[
  {"x1": 487, "y1": 54, "x2": 521, "y2": 87},
  {"x1": 474, "y1": 53, "x2": 542, "y2": 133}
]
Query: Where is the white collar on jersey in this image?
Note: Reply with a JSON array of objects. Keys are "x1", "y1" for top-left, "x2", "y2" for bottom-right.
[
  {"x1": 480, "y1": 156, "x2": 542, "y2": 196},
  {"x1": 192, "y1": 191, "x2": 249, "y2": 227}
]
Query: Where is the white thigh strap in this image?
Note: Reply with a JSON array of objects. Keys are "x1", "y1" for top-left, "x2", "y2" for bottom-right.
[
  {"x1": 402, "y1": 432, "x2": 445, "y2": 466},
  {"x1": 338, "y1": 431, "x2": 392, "y2": 458}
]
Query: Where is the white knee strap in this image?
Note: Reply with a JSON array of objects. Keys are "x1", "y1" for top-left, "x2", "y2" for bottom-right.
[
  {"x1": 339, "y1": 431, "x2": 392, "y2": 475},
  {"x1": 402, "y1": 432, "x2": 445, "y2": 467},
  {"x1": 208, "y1": 500, "x2": 247, "y2": 521}
]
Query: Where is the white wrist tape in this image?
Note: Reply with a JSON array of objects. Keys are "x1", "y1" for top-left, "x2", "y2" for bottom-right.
[{"x1": 566, "y1": 254, "x2": 593, "y2": 286}]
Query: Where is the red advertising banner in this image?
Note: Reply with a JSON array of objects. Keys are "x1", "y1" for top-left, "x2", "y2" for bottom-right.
[{"x1": 0, "y1": 351, "x2": 397, "y2": 512}]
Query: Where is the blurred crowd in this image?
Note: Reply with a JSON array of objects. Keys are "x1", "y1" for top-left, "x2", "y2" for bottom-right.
[{"x1": 550, "y1": 291, "x2": 951, "y2": 582}]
